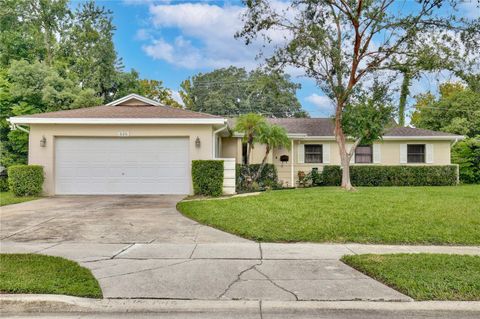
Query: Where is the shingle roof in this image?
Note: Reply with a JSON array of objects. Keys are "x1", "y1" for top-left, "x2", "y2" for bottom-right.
[
  {"x1": 15, "y1": 105, "x2": 221, "y2": 119},
  {"x1": 232, "y1": 117, "x2": 459, "y2": 137},
  {"x1": 268, "y1": 118, "x2": 335, "y2": 136}
]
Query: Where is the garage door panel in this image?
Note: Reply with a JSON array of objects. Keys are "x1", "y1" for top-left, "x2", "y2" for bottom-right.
[{"x1": 55, "y1": 137, "x2": 190, "y2": 195}]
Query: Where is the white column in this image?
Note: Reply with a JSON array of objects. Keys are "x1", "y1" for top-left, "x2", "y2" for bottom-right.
[{"x1": 291, "y1": 139, "x2": 294, "y2": 187}]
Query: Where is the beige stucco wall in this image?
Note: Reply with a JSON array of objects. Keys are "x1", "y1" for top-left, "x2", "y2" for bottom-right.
[
  {"x1": 117, "y1": 98, "x2": 150, "y2": 106},
  {"x1": 221, "y1": 137, "x2": 274, "y2": 164},
  {"x1": 225, "y1": 137, "x2": 453, "y2": 187},
  {"x1": 221, "y1": 137, "x2": 240, "y2": 161},
  {"x1": 28, "y1": 124, "x2": 216, "y2": 195}
]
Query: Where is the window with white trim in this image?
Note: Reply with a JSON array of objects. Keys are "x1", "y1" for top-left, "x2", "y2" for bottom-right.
[
  {"x1": 407, "y1": 144, "x2": 425, "y2": 163},
  {"x1": 304, "y1": 144, "x2": 323, "y2": 163},
  {"x1": 355, "y1": 145, "x2": 373, "y2": 163}
]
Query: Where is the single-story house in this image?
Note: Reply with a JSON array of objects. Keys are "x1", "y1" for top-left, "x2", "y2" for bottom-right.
[{"x1": 8, "y1": 94, "x2": 464, "y2": 195}]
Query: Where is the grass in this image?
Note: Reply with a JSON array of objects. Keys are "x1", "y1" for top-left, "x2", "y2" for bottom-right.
[
  {"x1": 0, "y1": 192, "x2": 39, "y2": 206},
  {"x1": 0, "y1": 254, "x2": 102, "y2": 298},
  {"x1": 177, "y1": 185, "x2": 480, "y2": 245},
  {"x1": 342, "y1": 253, "x2": 480, "y2": 300}
]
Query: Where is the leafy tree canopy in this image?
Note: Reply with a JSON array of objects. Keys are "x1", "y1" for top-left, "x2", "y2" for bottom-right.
[
  {"x1": 180, "y1": 66, "x2": 307, "y2": 117},
  {"x1": 411, "y1": 82, "x2": 480, "y2": 138},
  {"x1": 342, "y1": 82, "x2": 395, "y2": 146}
]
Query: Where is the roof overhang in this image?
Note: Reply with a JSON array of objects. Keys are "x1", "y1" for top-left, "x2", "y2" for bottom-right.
[
  {"x1": 8, "y1": 117, "x2": 227, "y2": 125},
  {"x1": 230, "y1": 133, "x2": 463, "y2": 141},
  {"x1": 381, "y1": 135, "x2": 465, "y2": 141},
  {"x1": 232, "y1": 132, "x2": 309, "y2": 139}
]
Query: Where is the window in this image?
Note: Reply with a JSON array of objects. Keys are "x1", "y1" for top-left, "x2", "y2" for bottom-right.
[
  {"x1": 355, "y1": 145, "x2": 373, "y2": 163},
  {"x1": 407, "y1": 144, "x2": 425, "y2": 163},
  {"x1": 305, "y1": 144, "x2": 323, "y2": 163}
]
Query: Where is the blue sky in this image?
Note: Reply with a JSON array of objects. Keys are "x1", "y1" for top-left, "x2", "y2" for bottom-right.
[{"x1": 83, "y1": 0, "x2": 478, "y2": 118}]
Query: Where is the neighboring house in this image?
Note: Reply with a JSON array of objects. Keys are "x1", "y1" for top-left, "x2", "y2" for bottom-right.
[
  {"x1": 221, "y1": 118, "x2": 464, "y2": 187},
  {"x1": 8, "y1": 94, "x2": 463, "y2": 195}
]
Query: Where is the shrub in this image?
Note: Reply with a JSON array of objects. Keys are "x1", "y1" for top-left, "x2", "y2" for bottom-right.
[
  {"x1": 322, "y1": 166, "x2": 342, "y2": 186},
  {"x1": 0, "y1": 175, "x2": 8, "y2": 192},
  {"x1": 452, "y1": 137, "x2": 480, "y2": 184},
  {"x1": 322, "y1": 165, "x2": 458, "y2": 186},
  {"x1": 236, "y1": 164, "x2": 279, "y2": 192},
  {"x1": 192, "y1": 160, "x2": 224, "y2": 197},
  {"x1": 7, "y1": 165, "x2": 44, "y2": 196}
]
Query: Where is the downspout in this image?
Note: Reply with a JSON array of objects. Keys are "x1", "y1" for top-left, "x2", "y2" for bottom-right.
[
  {"x1": 212, "y1": 125, "x2": 228, "y2": 158},
  {"x1": 451, "y1": 137, "x2": 462, "y2": 185},
  {"x1": 451, "y1": 137, "x2": 460, "y2": 147},
  {"x1": 8, "y1": 122, "x2": 30, "y2": 134}
]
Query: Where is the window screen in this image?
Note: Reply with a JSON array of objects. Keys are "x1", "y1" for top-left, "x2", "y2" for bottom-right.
[{"x1": 305, "y1": 145, "x2": 323, "y2": 163}]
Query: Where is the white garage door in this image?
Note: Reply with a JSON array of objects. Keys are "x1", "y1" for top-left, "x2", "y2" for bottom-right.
[{"x1": 55, "y1": 137, "x2": 190, "y2": 195}]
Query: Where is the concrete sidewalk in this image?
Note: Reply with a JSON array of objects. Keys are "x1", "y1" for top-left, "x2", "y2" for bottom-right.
[{"x1": 2, "y1": 241, "x2": 479, "y2": 301}]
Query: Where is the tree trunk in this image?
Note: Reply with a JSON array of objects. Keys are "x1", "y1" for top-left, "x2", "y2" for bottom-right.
[
  {"x1": 247, "y1": 143, "x2": 253, "y2": 165},
  {"x1": 334, "y1": 100, "x2": 355, "y2": 191},
  {"x1": 398, "y1": 70, "x2": 411, "y2": 127},
  {"x1": 254, "y1": 146, "x2": 270, "y2": 182}
]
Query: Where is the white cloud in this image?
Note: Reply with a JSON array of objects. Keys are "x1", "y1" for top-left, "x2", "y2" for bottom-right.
[
  {"x1": 139, "y1": 1, "x2": 290, "y2": 70},
  {"x1": 142, "y1": 38, "x2": 175, "y2": 63},
  {"x1": 135, "y1": 28, "x2": 152, "y2": 41},
  {"x1": 305, "y1": 94, "x2": 334, "y2": 114},
  {"x1": 170, "y1": 90, "x2": 184, "y2": 106}
]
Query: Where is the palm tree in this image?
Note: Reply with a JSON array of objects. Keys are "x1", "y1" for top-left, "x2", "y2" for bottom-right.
[
  {"x1": 234, "y1": 113, "x2": 266, "y2": 164},
  {"x1": 254, "y1": 123, "x2": 290, "y2": 181}
]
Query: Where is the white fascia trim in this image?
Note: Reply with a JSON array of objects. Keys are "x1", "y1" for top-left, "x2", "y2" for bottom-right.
[
  {"x1": 8, "y1": 117, "x2": 227, "y2": 125},
  {"x1": 382, "y1": 136, "x2": 464, "y2": 141},
  {"x1": 106, "y1": 93, "x2": 163, "y2": 106},
  {"x1": 297, "y1": 135, "x2": 463, "y2": 141},
  {"x1": 232, "y1": 132, "x2": 307, "y2": 138}
]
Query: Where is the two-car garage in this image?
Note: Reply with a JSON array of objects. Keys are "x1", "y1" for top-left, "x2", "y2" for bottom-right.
[{"x1": 55, "y1": 137, "x2": 190, "y2": 195}]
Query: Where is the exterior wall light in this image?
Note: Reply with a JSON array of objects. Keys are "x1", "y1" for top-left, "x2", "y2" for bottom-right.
[
  {"x1": 40, "y1": 136, "x2": 47, "y2": 147},
  {"x1": 195, "y1": 136, "x2": 201, "y2": 148}
]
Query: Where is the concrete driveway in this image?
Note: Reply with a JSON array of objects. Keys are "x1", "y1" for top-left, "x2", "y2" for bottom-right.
[
  {"x1": 0, "y1": 196, "x2": 246, "y2": 243},
  {"x1": 0, "y1": 196, "x2": 432, "y2": 301}
]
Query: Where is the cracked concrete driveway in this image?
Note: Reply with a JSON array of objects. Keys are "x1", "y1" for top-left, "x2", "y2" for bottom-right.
[
  {"x1": 0, "y1": 196, "x2": 247, "y2": 243},
  {"x1": 0, "y1": 196, "x2": 412, "y2": 301}
]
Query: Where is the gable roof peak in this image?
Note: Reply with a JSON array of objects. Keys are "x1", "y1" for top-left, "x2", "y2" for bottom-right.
[{"x1": 106, "y1": 93, "x2": 163, "y2": 107}]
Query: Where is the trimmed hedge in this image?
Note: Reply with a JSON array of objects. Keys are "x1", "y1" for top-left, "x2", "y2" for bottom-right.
[
  {"x1": 192, "y1": 160, "x2": 224, "y2": 197},
  {"x1": 7, "y1": 165, "x2": 44, "y2": 196},
  {"x1": 236, "y1": 164, "x2": 279, "y2": 192},
  {"x1": 322, "y1": 165, "x2": 458, "y2": 186}
]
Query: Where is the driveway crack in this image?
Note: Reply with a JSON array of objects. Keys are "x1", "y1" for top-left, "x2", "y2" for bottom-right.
[
  {"x1": 218, "y1": 260, "x2": 263, "y2": 299},
  {"x1": 254, "y1": 267, "x2": 299, "y2": 301},
  {"x1": 111, "y1": 243, "x2": 135, "y2": 259},
  {"x1": 33, "y1": 242, "x2": 62, "y2": 253},
  {"x1": 189, "y1": 243, "x2": 198, "y2": 259},
  {"x1": 1, "y1": 217, "x2": 56, "y2": 240},
  {"x1": 97, "y1": 259, "x2": 193, "y2": 279}
]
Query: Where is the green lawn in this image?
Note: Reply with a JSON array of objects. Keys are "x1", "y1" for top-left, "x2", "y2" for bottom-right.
[
  {"x1": 0, "y1": 192, "x2": 39, "y2": 206},
  {"x1": 342, "y1": 253, "x2": 480, "y2": 300},
  {"x1": 177, "y1": 185, "x2": 480, "y2": 244},
  {"x1": 0, "y1": 254, "x2": 102, "y2": 298}
]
